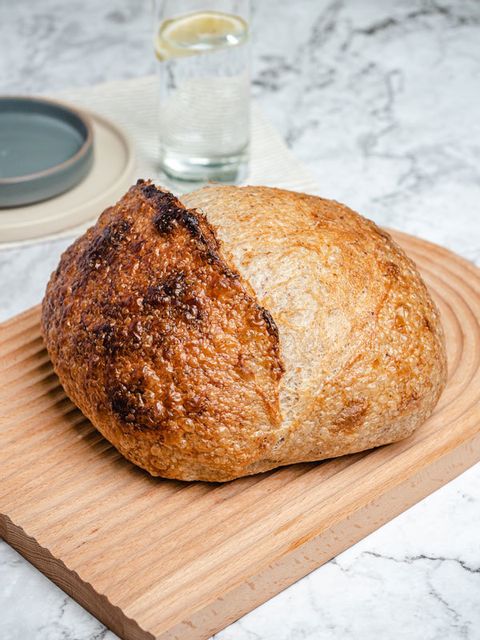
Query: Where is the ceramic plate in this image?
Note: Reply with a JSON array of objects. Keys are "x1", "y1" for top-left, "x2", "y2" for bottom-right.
[
  {"x1": 0, "y1": 96, "x2": 94, "y2": 207},
  {"x1": 0, "y1": 104, "x2": 135, "y2": 244}
]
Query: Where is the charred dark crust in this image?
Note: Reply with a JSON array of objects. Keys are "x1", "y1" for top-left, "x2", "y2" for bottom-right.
[
  {"x1": 144, "y1": 271, "x2": 203, "y2": 323},
  {"x1": 108, "y1": 383, "x2": 138, "y2": 424},
  {"x1": 107, "y1": 379, "x2": 164, "y2": 430},
  {"x1": 88, "y1": 274, "x2": 203, "y2": 363},
  {"x1": 72, "y1": 218, "x2": 133, "y2": 294},
  {"x1": 146, "y1": 271, "x2": 187, "y2": 302},
  {"x1": 80, "y1": 219, "x2": 132, "y2": 270},
  {"x1": 262, "y1": 307, "x2": 284, "y2": 377},
  {"x1": 93, "y1": 322, "x2": 118, "y2": 355},
  {"x1": 139, "y1": 181, "x2": 206, "y2": 240},
  {"x1": 259, "y1": 306, "x2": 280, "y2": 341},
  {"x1": 139, "y1": 180, "x2": 229, "y2": 270},
  {"x1": 154, "y1": 202, "x2": 204, "y2": 240}
]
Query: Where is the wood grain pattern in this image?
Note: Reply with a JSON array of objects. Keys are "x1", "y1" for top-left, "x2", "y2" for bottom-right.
[{"x1": 1, "y1": 231, "x2": 480, "y2": 640}]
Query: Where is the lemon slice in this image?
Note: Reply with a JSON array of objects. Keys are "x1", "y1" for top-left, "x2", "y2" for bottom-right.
[{"x1": 155, "y1": 10, "x2": 248, "y2": 60}]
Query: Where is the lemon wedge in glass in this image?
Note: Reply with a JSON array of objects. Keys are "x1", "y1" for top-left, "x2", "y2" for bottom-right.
[{"x1": 155, "y1": 10, "x2": 248, "y2": 60}]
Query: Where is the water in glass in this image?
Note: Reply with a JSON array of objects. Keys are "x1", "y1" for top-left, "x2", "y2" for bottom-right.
[{"x1": 155, "y1": 10, "x2": 250, "y2": 182}]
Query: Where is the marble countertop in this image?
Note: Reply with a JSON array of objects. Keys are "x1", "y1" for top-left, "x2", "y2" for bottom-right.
[{"x1": 1, "y1": 1, "x2": 480, "y2": 639}]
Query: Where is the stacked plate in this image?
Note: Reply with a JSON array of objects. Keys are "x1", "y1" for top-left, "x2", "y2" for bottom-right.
[{"x1": 0, "y1": 96, "x2": 135, "y2": 244}]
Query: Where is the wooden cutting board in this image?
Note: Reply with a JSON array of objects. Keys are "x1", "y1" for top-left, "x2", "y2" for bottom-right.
[{"x1": 1, "y1": 230, "x2": 480, "y2": 640}]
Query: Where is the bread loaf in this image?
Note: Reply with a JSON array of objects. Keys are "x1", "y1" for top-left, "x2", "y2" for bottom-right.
[{"x1": 41, "y1": 181, "x2": 447, "y2": 481}]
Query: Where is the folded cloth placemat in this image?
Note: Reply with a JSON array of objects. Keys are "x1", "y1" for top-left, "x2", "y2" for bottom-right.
[{"x1": 54, "y1": 75, "x2": 320, "y2": 195}]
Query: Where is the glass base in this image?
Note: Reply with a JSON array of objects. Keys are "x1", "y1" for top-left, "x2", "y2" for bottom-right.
[{"x1": 159, "y1": 148, "x2": 248, "y2": 185}]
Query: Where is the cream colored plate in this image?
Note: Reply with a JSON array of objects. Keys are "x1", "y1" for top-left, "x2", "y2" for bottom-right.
[{"x1": 0, "y1": 109, "x2": 135, "y2": 244}]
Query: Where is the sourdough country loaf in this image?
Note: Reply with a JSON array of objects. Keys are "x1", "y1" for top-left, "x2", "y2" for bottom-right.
[{"x1": 41, "y1": 181, "x2": 447, "y2": 481}]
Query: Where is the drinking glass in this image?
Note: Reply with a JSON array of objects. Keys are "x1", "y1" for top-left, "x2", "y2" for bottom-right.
[{"x1": 153, "y1": 0, "x2": 251, "y2": 183}]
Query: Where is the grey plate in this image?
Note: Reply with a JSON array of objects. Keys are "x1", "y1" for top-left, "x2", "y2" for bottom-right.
[{"x1": 0, "y1": 96, "x2": 94, "y2": 207}]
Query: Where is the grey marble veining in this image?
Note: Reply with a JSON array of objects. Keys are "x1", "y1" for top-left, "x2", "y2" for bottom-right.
[{"x1": 1, "y1": 1, "x2": 480, "y2": 639}]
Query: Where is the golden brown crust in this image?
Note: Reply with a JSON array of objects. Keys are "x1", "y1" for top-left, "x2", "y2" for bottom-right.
[
  {"x1": 42, "y1": 183, "x2": 447, "y2": 481},
  {"x1": 42, "y1": 181, "x2": 284, "y2": 481}
]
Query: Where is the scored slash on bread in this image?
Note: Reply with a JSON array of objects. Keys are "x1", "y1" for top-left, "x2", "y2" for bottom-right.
[{"x1": 41, "y1": 180, "x2": 447, "y2": 481}]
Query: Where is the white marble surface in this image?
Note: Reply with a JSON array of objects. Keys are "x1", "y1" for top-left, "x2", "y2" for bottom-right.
[{"x1": 1, "y1": 1, "x2": 480, "y2": 639}]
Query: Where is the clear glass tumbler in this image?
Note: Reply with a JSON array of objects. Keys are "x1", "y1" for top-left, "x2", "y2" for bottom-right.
[{"x1": 154, "y1": 0, "x2": 251, "y2": 183}]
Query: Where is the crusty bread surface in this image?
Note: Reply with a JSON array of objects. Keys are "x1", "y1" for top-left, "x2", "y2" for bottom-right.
[{"x1": 42, "y1": 181, "x2": 447, "y2": 481}]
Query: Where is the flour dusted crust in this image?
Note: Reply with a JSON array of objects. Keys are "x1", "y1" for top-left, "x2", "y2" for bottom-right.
[{"x1": 42, "y1": 182, "x2": 447, "y2": 481}]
